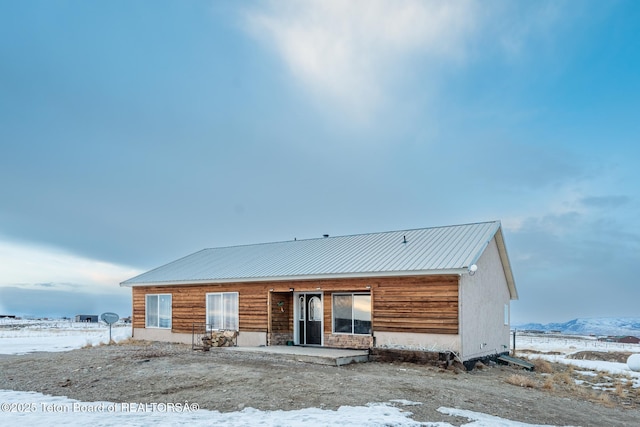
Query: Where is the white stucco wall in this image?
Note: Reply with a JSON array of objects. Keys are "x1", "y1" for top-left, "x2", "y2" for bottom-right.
[
  {"x1": 459, "y1": 237, "x2": 511, "y2": 360},
  {"x1": 237, "y1": 331, "x2": 267, "y2": 347},
  {"x1": 373, "y1": 331, "x2": 461, "y2": 353},
  {"x1": 133, "y1": 328, "x2": 192, "y2": 344},
  {"x1": 133, "y1": 328, "x2": 267, "y2": 347}
]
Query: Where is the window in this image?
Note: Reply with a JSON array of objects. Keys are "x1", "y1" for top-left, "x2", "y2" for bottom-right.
[
  {"x1": 308, "y1": 296, "x2": 322, "y2": 321},
  {"x1": 146, "y1": 294, "x2": 172, "y2": 329},
  {"x1": 207, "y1": 292, "x2": 239, "y2": 330},
  {"x1": 504, "y1": 304, "x2": 509, "y2": 326},
  {"x1": 333, "y1": 293, "x2": 371, "y2": 335}
]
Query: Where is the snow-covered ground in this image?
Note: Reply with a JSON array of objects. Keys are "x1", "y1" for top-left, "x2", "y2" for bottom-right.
[
  {"x1": 0, "y1": 318, "x2": 131, "y2": 354},
  {"x1": 515, "y1": 333, "x2": 640, "y2": 354},
  {"x1": 1, "y1": 320, "x2": 627, "y2": 426},
  {"x1": 515, "y1": 333, "x2": 640, "y2": 388},
  {"x1": 0, "y1": 389, "x2": 563, "y2": 427}
]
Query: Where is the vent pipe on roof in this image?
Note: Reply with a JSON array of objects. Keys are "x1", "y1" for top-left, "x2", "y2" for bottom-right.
[
  {"x1": 323, "y1": 234, "x2": 329, "y2": 238},
  {"x1": 403, "y1": 235, "x2": 407, "y2": 244}
]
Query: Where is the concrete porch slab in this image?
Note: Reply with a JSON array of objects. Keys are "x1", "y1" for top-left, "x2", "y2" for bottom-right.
[{"x1": 218, "y1": 345, "x2": 370, "y2": 366}]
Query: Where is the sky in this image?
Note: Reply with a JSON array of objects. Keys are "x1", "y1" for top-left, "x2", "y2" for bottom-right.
[{"x1": 0, "y1": 0, "x2": 638, "y2": 323}]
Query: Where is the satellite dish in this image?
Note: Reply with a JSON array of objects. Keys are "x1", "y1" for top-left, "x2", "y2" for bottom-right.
[
  {"x1": 101, "y1": 312, "x2": 119, "y2": 344},
  {"x1": 101, "y1": 312, "x2": 119, "y2": 325}
]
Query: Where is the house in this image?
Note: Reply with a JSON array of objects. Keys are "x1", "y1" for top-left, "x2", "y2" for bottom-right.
[
  {"x1": 75, "y1": 314, "x2": 98, "y2": 323},
  {"x1": 617, "y1": 336, "x2": 640, "y2": 344},
  {"x1": 120, "y1": 220, "x2": 518, "y2": 362},
  {"x1": 598, "y1": 335, "x2": 640, "y2": 344}
]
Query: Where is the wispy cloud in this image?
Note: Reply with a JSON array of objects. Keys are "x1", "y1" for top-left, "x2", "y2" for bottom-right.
[
  {"x1": 241, "y1": 0, "x2": 579, "y2": 123},
  {"x1": 491, "y1": 1, "x2": 565, "y2": 60},
  {"x1": 580, "y1": 195, "x2": 630, "y2": 209},
  {"x1": 243, "y1": 0, "x2": 479, "y2": 121},
  {"x1": 0, "y1": 238, "x2": 140, "y2": 293}
]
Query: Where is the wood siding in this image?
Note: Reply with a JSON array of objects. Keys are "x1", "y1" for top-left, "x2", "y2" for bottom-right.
[
  {"x1": 133, "y1": 284, "x2": 269, "y2": 333},
  {"x1": 373, "y1": 276, "x2": 459, "y2": 334},
  {"x1": 270, "y1": 292, "x2": 292, "y2": 333},
  {"x1": 131, "y1": 275, "x2": 459, "y2": 336}
]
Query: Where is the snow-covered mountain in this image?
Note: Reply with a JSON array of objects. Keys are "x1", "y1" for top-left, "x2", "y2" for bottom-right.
[{"x1": 514, "y1": 317, "x2": 640, "y2": 337}]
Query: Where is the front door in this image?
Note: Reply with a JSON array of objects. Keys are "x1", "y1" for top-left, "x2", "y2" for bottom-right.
[{"x1": 297, "y1": 293, "x2": 322, "y2": 345}]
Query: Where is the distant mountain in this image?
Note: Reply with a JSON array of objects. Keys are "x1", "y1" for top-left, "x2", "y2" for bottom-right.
[{"x1": 514, "y1": 317, "x2": 640, "y2": 337}]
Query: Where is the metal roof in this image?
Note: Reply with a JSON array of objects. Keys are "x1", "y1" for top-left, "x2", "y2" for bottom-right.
[{"x1": 120, "y1": 220, "x2": 517, "y2": 298}]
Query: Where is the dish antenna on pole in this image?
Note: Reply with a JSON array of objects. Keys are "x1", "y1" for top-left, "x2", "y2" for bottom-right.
[{"x1": 100, "y1": 312, "x2": 119, "y2": 343}]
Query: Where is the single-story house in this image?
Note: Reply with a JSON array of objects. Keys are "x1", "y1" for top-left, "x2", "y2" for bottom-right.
[
  {"x1": 120, "y1": 220, "x2": 518, "y2": 362},
  {"x1": 598, "y1": 335, "x2": 640, "y2": 344},
  {"x1": 617, "y1": 336, "x2": 640, "y2": 344}
]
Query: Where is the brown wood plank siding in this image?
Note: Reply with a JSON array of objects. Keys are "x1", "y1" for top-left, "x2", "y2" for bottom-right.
[
  {"x1": 132, "y1": 284, "x2": 269, "y2": 334},
  {"x1": 270, "y1": 292, "x2": 292, "y2": 333},
  {"x1": 131, "y1": 274, "x2": 459, "y2": 336},
  {"x1": 132, "y1": 287, "x2": 145, "y2": 329},
  {"x1": 323, "y1": 293, "x2": 332, "y2": 334},
  {"x1": 372, "y1": 275, "x2": 459, "y2": 334}
]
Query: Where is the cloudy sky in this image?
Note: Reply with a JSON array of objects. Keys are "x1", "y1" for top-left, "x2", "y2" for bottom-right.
[{"x1": 1, "y1": 0, "x2": 638, "y2": 323}]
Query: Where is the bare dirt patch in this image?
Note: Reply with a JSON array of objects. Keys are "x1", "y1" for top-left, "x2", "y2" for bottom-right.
[
  {"x1": 1, "y1": 342, "x2": 639, "y2": 426},
  {"x1": 516, "y1": 349, "x2": 565, "y2": 356},
  {"x1": 567, "y1": 351, "x2": 632, "y2": 364}
]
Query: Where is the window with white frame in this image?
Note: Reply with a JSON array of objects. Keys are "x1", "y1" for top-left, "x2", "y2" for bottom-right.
[
  {"x1": 207, "y1": 292, "x2": 239, "y2": 330},
  {"x1": 333, "y1": 293, "x2": 371, "y2": 335},
  {"x1": 146, "y1": 294, "x2": 172, "y2": 329}
]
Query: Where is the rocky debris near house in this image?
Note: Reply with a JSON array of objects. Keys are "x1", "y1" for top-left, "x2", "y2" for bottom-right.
[
  {"x1": 370, "y1": 348, "x2": 442, "y2": 365},
  {"x1": 201, "y1": 330, "x2": 237, "y2": 350}
]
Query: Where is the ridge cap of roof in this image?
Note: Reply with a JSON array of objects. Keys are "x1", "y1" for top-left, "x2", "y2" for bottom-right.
[{"x1": 200, "y1": 220, "x2": 502, "y2": 251}]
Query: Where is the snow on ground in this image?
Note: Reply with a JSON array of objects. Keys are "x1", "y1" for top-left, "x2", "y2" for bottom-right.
[
  {"x1": 0, "y1": 318, "x2": 131, "y2": 354},
  {"x1": 0, "y1": 390, "x2": 562, "y2": 427},
  {"x1": 526, "y1": 353, "x2": 640, "y2": 389},
  {"x1": 515, "y1": 333, "x2": 640, "y2": 355},
  {"x1": 515, "y1": 333, "x2": 640, "y2": 388},
  {"x1": 0, "y1": 320, "x2": 567, "y2": 426}
]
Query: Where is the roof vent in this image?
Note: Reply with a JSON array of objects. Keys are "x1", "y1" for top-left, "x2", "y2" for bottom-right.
[
  {"x1": 403, "y1": 235, "x2": 407, "y2": 244},
  {"x1": 323, "y1": 234, "x2": 329, "y2": 238}
]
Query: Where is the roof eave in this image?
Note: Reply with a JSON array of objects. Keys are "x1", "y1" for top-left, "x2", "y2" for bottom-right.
[
  {"x1": 494, "y1": 227, "x2": 518, "y2": 300},
  {"x1": 119, "y1": 268, "x2": 468, "y2": 287}
]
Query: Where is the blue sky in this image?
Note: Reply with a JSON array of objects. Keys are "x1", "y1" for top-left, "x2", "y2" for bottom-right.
[{"x1": 1, "y1": 0, "x2": 638, "y2": 323}]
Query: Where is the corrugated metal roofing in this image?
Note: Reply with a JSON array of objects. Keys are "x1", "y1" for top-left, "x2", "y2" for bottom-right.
[{"x1": 121, "y1": 221, "x2": 515, "y2": 293}]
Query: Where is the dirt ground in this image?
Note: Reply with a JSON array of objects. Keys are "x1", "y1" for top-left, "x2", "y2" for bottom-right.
[{"x1": 1, "y1": 341, "x2": 639, "y2": 426}]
